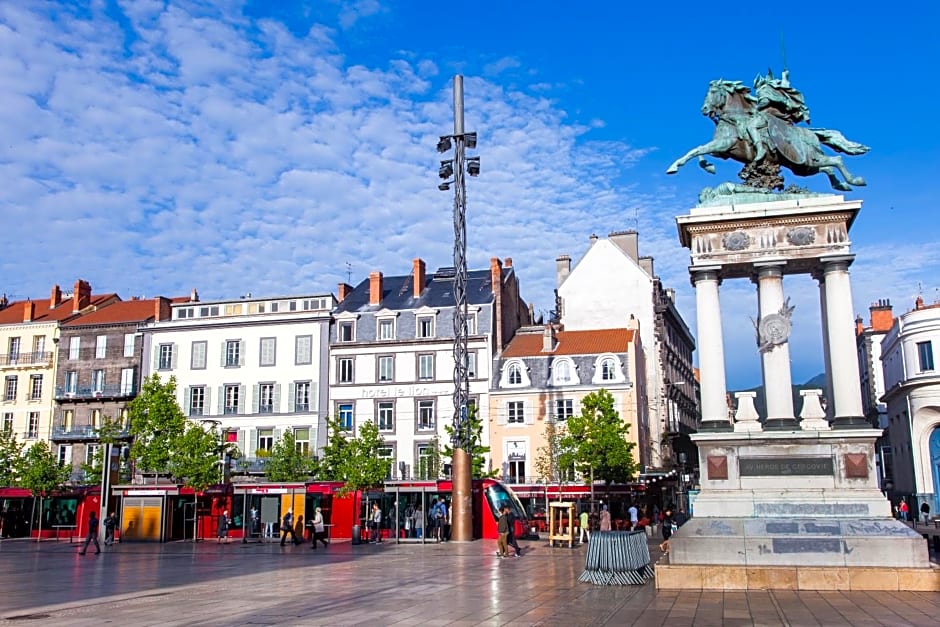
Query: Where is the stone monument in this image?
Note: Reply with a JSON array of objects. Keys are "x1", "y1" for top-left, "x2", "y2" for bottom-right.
[{"x1": 656, "y1": 69, "x2": 937, "y2": 591}]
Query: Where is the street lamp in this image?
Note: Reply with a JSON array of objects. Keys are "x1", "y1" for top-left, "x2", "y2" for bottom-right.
[{"x1": 437, "y1": 75, "x2": 481, "y2": 543}]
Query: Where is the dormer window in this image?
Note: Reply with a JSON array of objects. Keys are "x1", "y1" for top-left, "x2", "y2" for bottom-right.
[
  {"x1": 500, "y1": 360, "x2": 530, "y2": 388},
  {"x1": 592, "y1": 354, "x2": 625, "y2": 384},
  {"x1": 551, "y1": 358, "x2": 579, "y2": 386},
  {"x1": 378, "y1": 318, "x2": 395, "y2": 340},
  {"x1": 508, "y1": 363, "x2": 522, "y2": 385},
  {"x1": 339, "y1": 321, "x2": 355, "y2": 342},
  {"x1": 416, "y1": 316, "x2": 434, "y2": 339}
]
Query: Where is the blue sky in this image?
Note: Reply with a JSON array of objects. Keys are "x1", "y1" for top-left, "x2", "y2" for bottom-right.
[{"x1": 1, "y1": 1, "x2": 938, "y2": 390}]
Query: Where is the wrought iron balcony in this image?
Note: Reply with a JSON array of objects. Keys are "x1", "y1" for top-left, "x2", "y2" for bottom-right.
[
  {"x1": 235, "y1": 457, "x2": 270, "y2": 473},
  {"x1": 51, "y1": 424, "x2": 131, "y2": 440},
  {"x1": 0, "y1": 352, "x2": 53, "y2": 367},
  {"x1": 55, "y1": 384, "x2": 136, "y2": 400}
]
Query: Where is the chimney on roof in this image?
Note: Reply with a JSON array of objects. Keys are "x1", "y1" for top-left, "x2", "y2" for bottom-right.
[
  {"x1": 72, "y1": 279, "x2": 91, "y2": 313},
  {"x1": 190, "y1": 288, "x2": 199, "y2": 302},
  {"x1": 491, "y1": 258, "x2": 504, "y2": 350},
  {"x1": 369, "y1": 271, "x2": 383, "y2": 306},
  {"x1": 528, "y1": 302, "x2": 535, "y2": 322},
  {"x1": 589, "y1": 233, "x2": 599, "y2": 245},
  {"x1": 50, "y1": 284, "x2": 62, "y2": 308},
  {"x1": 869, "y1": 298, "x2": 894, "y2": 332},
  {"x1": 542, "y1": 324, "x2": 557, "y2": 352},
  {"x1": 609, "y1": 230, "x2": 639, "y2": 262},
  {"x1": 556, "y1": 255, "x2": 571, "y2": 287},
  {"x1": 23, "y1": 301, "x2": 34, "y2": 323},
  {"x1": 665, "y1": 287, "x2": 676, "y2": 304},
  {"x1": 413, "y1": 258, "x2": 426, "y2": 299},
  {"x1": 916, "y1": 295, "x2": 925, "y2": 310},
  {"x1": 337, "y1": 283, "x2": 353, "y2": 303},
  {"x1": 855, "y1": 314, "x2": 864, "y2": 336},
  {"x1": 154, "y1": 296, "x2": 171, "y2": 322},
  {"x1": 503, "y1": 257, "x2": 513, "y2": 268},
  {"x1": 490, "y1": 257, "x2": 503, "y2": 287},
  {"x1": 0, "y1": 294, "x2": 8, "y2": 310},
  {"x1": 638, "y1": 256, "x2": 654, "y2": 277}
]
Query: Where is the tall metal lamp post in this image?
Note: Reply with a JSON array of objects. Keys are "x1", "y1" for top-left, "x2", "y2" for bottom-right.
[{"x1": 437, "y1": 75, "x2": 480, "y2": 542}]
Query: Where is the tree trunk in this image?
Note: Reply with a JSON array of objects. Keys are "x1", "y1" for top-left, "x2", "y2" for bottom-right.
[
  {"x1": 193, "y1": 494, "x2": 198, "y2": 542},
  {"x1": 31, "y1": 496, "x2": 38, "y2": 543}
]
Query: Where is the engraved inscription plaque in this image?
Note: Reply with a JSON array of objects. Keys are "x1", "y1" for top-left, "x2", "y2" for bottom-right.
[{"x1": 739, "y1": 456, "x2": 834, "y2": 477}]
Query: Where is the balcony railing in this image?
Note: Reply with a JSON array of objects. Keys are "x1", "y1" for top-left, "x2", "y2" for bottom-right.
[
  {"x1": 51, "y1": 424, "x2": 131, "y2": 440},
  {"x1": 55, "y1": 384, "x2": 136, "y2": 400},
  {"x1": 0, "y1": 352, "x2": 53, "y2": 367},
  {"x1": 235, "y1": 457, "x2": 270, "y2": 473}
]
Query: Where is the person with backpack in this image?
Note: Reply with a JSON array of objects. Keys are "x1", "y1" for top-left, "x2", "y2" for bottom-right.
[
  {"x1": 280, "y1": 508, "x2": 300, "y2": 546},
  {"x1": 432, "y1": 497, "x2": 447, "y2": 542}
]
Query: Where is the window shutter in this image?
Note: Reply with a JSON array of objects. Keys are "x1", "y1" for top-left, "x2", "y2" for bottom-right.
[
  {"x1": 239, "y1": 342, "x2": 245, "y2": 366},
  {"x1": 246, "y1": 428, "x2": 256, "y2": 458},
  {"x1": 217, "y1": 386, "x2": 224, "y2": 414},
  {"x1": 545, "y1": 399, "x2": 554, "y2": 422},
  {"x1": 252, "y1": 384, "x2": 260, "y2": 414},
  {"x1": 496, "y1": 402, "x2": 507, "y2": 426},
  {"x1": 273, "y1": 384, "x2": 281, "y2": 414},
  {"x1": 152, "y1": 346, "x2": 160, "y2": 372},
  {"x1": 204, "y1": 387, "x2": 212, "y2": 417},
  {"x1": 220, "y1": 343, "x2": 226, "y2": 367},
  {"x1": 273, "y1": 427, "x2": 283, "y2": 446},
  {"x1": 184, "y1": 387, "x2": 191, "y2": 416},
  {"x1": 171, "y1": 344, "x2": 178, "y2": 370},
  {"x1": 236, "y1": 429, "x2": 246, "y2": 458},
  {"x1": 288, "y1": 383, "x2": 296, "y2": 413},
  {"x1": 525, "y1": 402, "x2": 535, "y2": 425},
  {"x1": 238, "y1": 384, "x2": 246, "y2": 414},
  {"x1": 309, "y1": 384, "x2": 318, "y2": 408}
]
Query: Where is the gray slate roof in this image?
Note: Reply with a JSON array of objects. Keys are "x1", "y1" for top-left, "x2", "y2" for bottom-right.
[{"x1": 336, "y1": 267, "x2": 500, "y2": 313}]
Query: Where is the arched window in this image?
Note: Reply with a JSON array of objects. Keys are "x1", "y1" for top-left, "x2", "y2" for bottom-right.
[
  {"x1": 508, "y1": 363, "x2": 522, "y2": 385},
  {"x1": 600, "y1": 357, "x2": 618, "y2": 381},
  {"x1": 555, "y1": 361, "x2": 570, "y2": 383}
]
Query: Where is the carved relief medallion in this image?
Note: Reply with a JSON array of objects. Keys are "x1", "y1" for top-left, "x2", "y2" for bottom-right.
[
  {"x1": 722, "y1": 230, "x2": 751, "y2": 251},
  {"x1": 786, "y1": 226, "x2": 816, "y2": 246}
]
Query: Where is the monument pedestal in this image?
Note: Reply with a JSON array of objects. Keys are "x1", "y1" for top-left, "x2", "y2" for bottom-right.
[{"x1": 658, "y1": 429, "x2": 938, "y2": 590}]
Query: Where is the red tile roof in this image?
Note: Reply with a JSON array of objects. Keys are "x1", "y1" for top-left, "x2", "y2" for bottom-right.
[
  {"x1": 0, "y1": 294, "x2": 117, "y2": 325},
  {"x1": 502, "y1": 328, "x2": 635, "y2": 358},
  {"x1": 64, "y1": 298, "x2": 161, "y2": 326}
]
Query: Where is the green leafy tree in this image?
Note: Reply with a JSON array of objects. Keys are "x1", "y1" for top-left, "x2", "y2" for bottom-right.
[
  {"x1": 443, "y1": 404, "x2": 497, "y2": 478},
  {"x1": 559, "y1": 389, "x2": 637, "y2": 486},
  {"x1": 20, "y1": 440, "x2": 70, "y2": 540},
  {"x1": 317, "y1": 416, "x2": 351, "y2": 481},
  {"x1": 342, "y1": 421, "x2": 391, "y2": 494},
  {"x1": 128, "y1": 374, "x2": 187, "y2": 478},
  {"x1": 79, "y1": 416, "x2": 125, "y2": 486},
  {"x1": 265, "y1": 431, "x2": 317, "y2": 482},
  {"x1": 167, "y1": 422, "x2": 223, "y2": 541},
  {"x1": 535, "y1": 419, "x2": 567, "y2": 483},
  {"x1": 0, "y1": 429, "x2": 24, "y2": 487}
]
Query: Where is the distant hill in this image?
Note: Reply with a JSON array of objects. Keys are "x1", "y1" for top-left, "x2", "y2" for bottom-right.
[{"x1": 730, "y1": 374, "x2": 827, "y2": 420}]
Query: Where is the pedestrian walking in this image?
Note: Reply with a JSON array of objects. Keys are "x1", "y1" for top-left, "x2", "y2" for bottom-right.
[
  {"x1": 921, "y1": 501, "x2": 931, "y2": 525},
  {"x1": 280, "y1": 508, "x2": 300, "y2": 546},
  {"x1": 496, "y1": 506, "x2": 510, "y2": 558},
  {"x1": 310, "y1": 507, "x2": 328, "y2": 549},
  {"x1": 103, "y1": 512, "x2": 117, "y2": 546},
  {"x1": 370, "y1": 502, "x2": 383, "y2": 543},
  {"x1": 599, "y1": 505, "x2": 611, "y2": 531},
  {"x1": 659, "y1": 508, "x2": 676, "y2": 555},
  {"x1": 899, "y1": 499, "x2": 909, "y2": 522},
  {"x1": 628, "y1": 503, "x2": 639, "y2": 531},
  {"x1": 579, "y1": 510, "x2": 590, "y2": 544},
  {"x1": 506, "y1": 507, "x2": 522, "y2": 557},
  {"x1": 79, "y1": 511, "x2": 100, "y2": 555},
  {"x1": 217, "y1": 510, "x2": 229, "y2": 543}
]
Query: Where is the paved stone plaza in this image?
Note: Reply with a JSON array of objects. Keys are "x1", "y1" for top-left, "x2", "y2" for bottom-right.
[{"x1": 1, "y1": 536, "x2": 939, "y2": 626}]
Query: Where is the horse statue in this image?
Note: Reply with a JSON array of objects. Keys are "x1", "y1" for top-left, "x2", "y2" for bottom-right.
[{"x1": 667, "y1": 74, "x2": 869, "y2": 192}]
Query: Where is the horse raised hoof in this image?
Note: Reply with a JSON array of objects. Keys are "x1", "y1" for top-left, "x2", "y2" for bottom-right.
[
  {"x1": 666, "y1": 163, "x2": 680, "y2": 175},
  {"x1": 848, "y1": 176, "x2": 867, "y2": 187}
]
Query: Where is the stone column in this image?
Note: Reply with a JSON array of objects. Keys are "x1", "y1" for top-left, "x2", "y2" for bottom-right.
[
  {"x1": 754, "y1": 262, "x2": 797, "y2": 429},
  {"x1": 816, "y1": 274, "x2": 835, "y2": 418},
  {"x1": 820, "y1": 255, "x2": 867, "y2": 427},
  {"x1": 693, "y1": 267, "x2": 730, "y2": 431}
]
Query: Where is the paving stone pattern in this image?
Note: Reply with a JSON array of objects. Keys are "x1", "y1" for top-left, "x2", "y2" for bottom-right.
[{"x1": 1, "y1": 536, "x2": 939, "y2": 626}]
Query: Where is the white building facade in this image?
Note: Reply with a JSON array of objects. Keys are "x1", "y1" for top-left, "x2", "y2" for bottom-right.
[
  {"x1": 880, "y1": 297, "x2": 940, "y2": 513},
  {"x1": 143, "y1": 293, "x2": 334, "y2": 473},
  {"x1": 329, "y1": 258, "x2": 529, "y2": 480}
]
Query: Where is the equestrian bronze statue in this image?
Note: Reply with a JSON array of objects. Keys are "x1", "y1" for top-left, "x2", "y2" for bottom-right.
[{"x1": 667, "y1": 70, "x2": 869, "y2": 192}]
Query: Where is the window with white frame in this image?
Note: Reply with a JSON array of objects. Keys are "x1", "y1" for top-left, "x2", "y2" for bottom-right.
[
  {"x1": 378, "y1": 445, "x2": 394, "y2": 479},
  {"x1": 377, "y1": 401, "x2": 394, "y2": 432},
  {"x1": 33, "y1": 373, "x2": 53, "y2": 404},
  {"x1": 418, "y1": 354, "x2": 434, "y2": 381},
  {"x1": 506, "y1": 441, "x2": 526, "y2": 483},
  {"x1": 69, "y1": 337, "x2": 80, "y2": 360},
  {"x1": 58, "y1": 444, "x2": 72, "y2": 466},
  {"x1": 338, "y1": 321, "x2": 355, "y2": 342},
  {"x1": 4, "y1": 375, "x2": 16, "y2": 402},
  {"x1": 2, "y1": 412, "x2": 12, "y2": 434},
  {"x1": 338, "y1": 403, "x2": 354, "y2": 431},
  {"x1": 338, "y1": 357, "x2": 354, "y2": 384},
  {"x1": 189, "y1": 386, "x2": 205, "y2": 416},
  {"x1": 224, "y1": 340, "x2": 242, "y2": 367},
  {"x1": 465, "y1": 314, "x2": 477, "y2": 336},
  {"x1": 555, "y1": 399, "x2": 574, "y2": 421},
  {"x1": 294, "y1": 381, "x2": 311, "y2": 412},
  {"x1": 259, "y1": 383, "x2": 275, "y2": 413},
  {"x1": 466, "y1": 351, "x2": 477, "y2": 379},
  {"x1": 65, "y1": 371, "x2": 77, "y2": 394},
  {"x1": 7, "y1": 337, "x2": 19, "y2": 362},
  {"x1": 378, "y1": 355, "x2": 394, "y2": 382},
  {"x1": 416, "y1": 443, "x2": 436, "y2": 480},
  {"x1": 27, "y1": 412, "x2": 39, "y2": 438},
  {"x1": 91, "y1": 370, "x2": 104, "y2": 393},
  {"x1": 158, "y1": 344, "x2": 173, "y2": 370},
  {"x1": 120, "y1": 368, "x2": 134, "y2": 395},
  {"x1": 85, "y1": 443, "x2": 100, "y2": 465},
  {"x1": 95, "y1": 335, "x2": 107, "y2": 359},
  {"x1": 33, "y1": 335, "x2": 45, "y2": 356},
  {"x1": 917, "y1": 341, "x2": 934, "y2": 372},
  {"x1": 377, "y1": 318, "x2": 395, "y2": 340},
  {"x1": 294, "y1": 428, "x2": 310, "y2": 455},
  {"x1": 224, "y1": 385, "x2": 240, "y2": 414},
  {"x1": 257, "y1": 428, "x2": 274, "y2": 452},
  {"x1": 600, "y1": 357, "x2": 618, "y2": 381},
  {"x1": 123, "y1": 333, "x2": 135, "y2": 357},
  {"x1": 417, "y1": 399, "x2": 435, "y2": 431},
  {"x1": 416, "y1": 316, "x2": 434, "y2": 339},
  {"x1": 295, "y1": 335, "x2": 312, "y2": 365},
  {"x1": 259, "y1": 337, "x2": 276, "y2": 367},
  {"x1": 508, "y1": 401, "x2": 525, "y2": 424},
  {"x1": 504, "y1": 362, "x2": 525, "y2": 386},
  {"x1": 191, "y1": 341, "x2": 207, "y2": 369},
  {"x1": 553, "y1": 359, "x2": 574, "y2": 385},
  {"x1": 91, "y1": 409, "x2": 100, "y2": 428}
]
